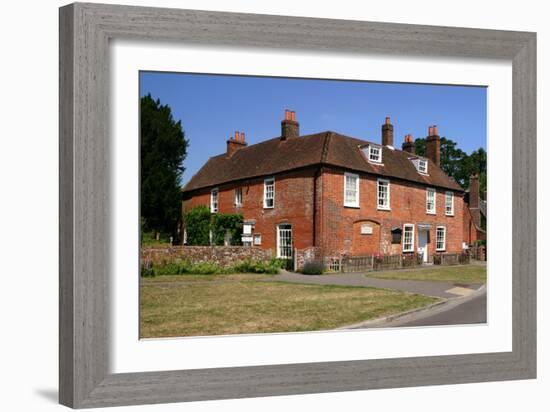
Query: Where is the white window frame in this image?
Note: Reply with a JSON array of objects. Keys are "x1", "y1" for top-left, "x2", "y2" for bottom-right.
[
  {"x1": 210, "y1": 188, "x2": 219, "y2": 213},
  {"x1": 344, "y1": 172, "x2": 360, "y2": 208},
  {"x1": 263, "y1": 178, "x2": 275, "y2": 209},
  {"x1": 418, "y1": 159, "x2": 428, "y2": 174},
  {"x1": 377, "y1": 178, "x2": 390, "y2": 210},
  {"x1": 445, "y1": 191, "x2": 454, "y2": 216},
  {"x1": 402, "y1": 224, "x2": 415, "y2": 253},
  {"x1": 436, "y1": 226, "x2": 446, "y2": 251},
  {"x1": 426, "y1": 187, "x2": 436, "y2": 214},
  {"x1": 253, "y1": 234, "x2": 262, "y2": 246},
  {"x1": 368, "y1": 145, "x2": 382, "y2": 163},
  {"x1": 234, "y1": 187, "x2": 243, "y2": 207}
]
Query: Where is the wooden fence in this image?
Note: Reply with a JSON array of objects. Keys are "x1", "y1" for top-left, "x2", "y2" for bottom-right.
[
  {"x1": 326, "y1": 252, "x2": 469, "y2": 273},
  {"x1": 334, "y1": 254, "x2": 422, "y2": 273}
]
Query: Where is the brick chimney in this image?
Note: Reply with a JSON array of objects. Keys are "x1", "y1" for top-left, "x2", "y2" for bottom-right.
[
  {"x1": 381, "y1": 116, "x2": 394, "y2": 147},
  {"x1": 425, "y1": 125, "x2": 441, "y2": 167},
  {"x1": 281, "y1": 109, "x2": 299, "y2": 140},
  {"x1": 402, "y1": 134, "x2": 415, "y2": 154},
  {"x1": 226, "y1": 131, "x2": 247, "y2": 156},
  {"x1": 469, "y1": 173, "x2": 481, "y2": 227}
]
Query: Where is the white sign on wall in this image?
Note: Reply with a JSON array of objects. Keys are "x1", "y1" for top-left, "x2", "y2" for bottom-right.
[{"x1": 361, "y1": 224, "x2": 373, "y2": 235}]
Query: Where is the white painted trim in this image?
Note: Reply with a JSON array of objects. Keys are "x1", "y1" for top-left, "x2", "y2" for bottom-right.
[
  {"x1": 344, "y1": 172, "x2": 360, "y2": 208},
  {"x1": 445, "y1": 191, "x2": 455, "y2": 216},
  {"x1": 234, "y1": 187, "x2": 243, "y2": 207},
  {"x1": 436, "y1": 225, "x2": 447, "y2": 251},
  {"x1": 377, "y1": 178, "x2": 390, "y2": 210},
  {"x1": 210, "y1": 187, "x2": 219, "y2": 213},
  {"x1": 263, "y1": 177, "x2": 275, "y2": 209},
  {"x1": 426, "y1": 187, "x2": 436, "y2": 214},
  {"x1": 402, "y1": 223, "x2": 415, "y2": 252}
]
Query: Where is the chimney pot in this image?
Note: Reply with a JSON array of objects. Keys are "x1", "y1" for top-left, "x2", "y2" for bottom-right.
[
  {"x1": 240, "y1": 131, "x2": 245, "y2": 142},
  {"x1": 281, "y1": 109, "x2": 299, "y2": 140},
  {"x1": 385, "y1": 116, "x2": 391, "y2": 125},
  {"x1": 402, "y1": 133, "x2": 415, "y2": 154}
]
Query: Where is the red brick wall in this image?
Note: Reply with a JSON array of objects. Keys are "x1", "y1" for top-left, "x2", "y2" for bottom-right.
[
  {"x1": 183, "y1": 168, "x2": 317, "y2": 256},
  {"x1": 183, "y1": 166, "x2": 466, "y2": 259},
  {"x1": 317, "y1": 167, "x2": 465, "y2": 257},
  {"x1": 462, "y1": 203, "x2": 486, "y2": 245}
]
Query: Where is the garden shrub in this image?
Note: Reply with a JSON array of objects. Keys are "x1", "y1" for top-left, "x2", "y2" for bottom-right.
[
  {"x1": 184, "y1": 205, "x2": 211, "y2": 245},
  {"x1": 210, "y1": 213, "x2": 243, "y2": 245},
  {"x1": 301, "y1": 261, "x2": 324, "y2": 275},
  {"x1": 140, "y1": 258, "x2": 284, "y2": 277}
]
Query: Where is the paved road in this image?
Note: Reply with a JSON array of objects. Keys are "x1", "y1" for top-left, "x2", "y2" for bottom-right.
[
  {"x1": 350, "y1": 289, "x2": 487, "y2": 329},
  {"x1": 395, "y1": 290, "x2": 487, "y2": 327},
  {"x1": 267, "y1": 271, "x2": 482, "y2": 299}
]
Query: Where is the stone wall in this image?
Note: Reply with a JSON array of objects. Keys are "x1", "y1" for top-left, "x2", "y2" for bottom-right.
[
  {"x1": 141, "y1": 246, "x2": 272, "y2": 267},
  {"x1": 294, "y1": 246, "x2": 323, "y2": 271}
]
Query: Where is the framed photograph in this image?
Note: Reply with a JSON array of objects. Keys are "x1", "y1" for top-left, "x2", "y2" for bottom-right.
[{"x1": 59, "y1": 2, "x2": 536, "y2": 408}]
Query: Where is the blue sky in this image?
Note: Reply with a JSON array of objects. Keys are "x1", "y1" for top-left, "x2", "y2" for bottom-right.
[{"x1": 140, "y1": 72, "x2": 486, "y2": 186}]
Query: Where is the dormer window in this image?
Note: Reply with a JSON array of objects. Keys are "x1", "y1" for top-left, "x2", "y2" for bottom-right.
[
  {"x1": 418, "y1": 159, "x2": 428, "y2": 174},
  {"x1": 369, "y1": 145, "x2": 382, "y2": 163},
  {"x1": 361, "y1": 144, "x2": 382, "y2": 164},
  {"x1": 410, "y1": 157, "x2": 428, "y2": 174}
]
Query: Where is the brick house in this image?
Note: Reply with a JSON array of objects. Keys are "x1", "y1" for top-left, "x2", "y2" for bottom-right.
[
  {"x1": 182, "y1": 110, "x2": 465, "y2": 264},
  {"x1": 463, "y1": 173, "x2": 487, "y2": 245}
]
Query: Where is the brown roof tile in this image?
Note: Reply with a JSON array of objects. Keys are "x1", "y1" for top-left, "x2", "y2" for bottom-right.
[{"x1": 182, "y1": 131, "x2": 463, "y2": 194}]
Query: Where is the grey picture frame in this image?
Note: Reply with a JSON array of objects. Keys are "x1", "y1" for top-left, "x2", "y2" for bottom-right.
[{"x1": 59, "y1": 2, "x2": 536, "y2": 409}]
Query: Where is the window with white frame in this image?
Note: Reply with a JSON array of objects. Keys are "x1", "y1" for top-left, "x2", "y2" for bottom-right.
[
  {"x1": 368, "y1": 145, "x2": 382, "y2": 163},
  {"x1": 210, "y1": 188, "x2": 219, "y2": 213},
  {"x1": 436, "y1": 226, "x2": 446, "y2": 251},
  {"x1": 417, "y1": 159, "x2": 428, "y2": 174},
  {"x1": 263, "y1": 178, "x2": 274, "y2": 208},
  {"x1": 403, "y1": 224, "x2": 414, "y2": 252},
  {"x1": 344, "y1": 172, "x2": 359, "y2": 207},
  {"x1": 253, "y1": 234, "x2": 262, "y2": 245},
  {"x1": 377, "y1": 179, "x2": 390, "y2": 210},
  {"x1": 234, "y1": 187, "x2": 243, "y2": 207},
  {"x1": 445, "y1": 191, "x2": 454, "y2": 215},
  {"x1": 426, "y1": 188, "x2": 436, "y2": 214}
]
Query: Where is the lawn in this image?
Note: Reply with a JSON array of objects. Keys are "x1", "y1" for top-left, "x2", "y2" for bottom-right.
[
  {"x1": 365, "y1": 264, "x2": 486, "y2": 284},
  {"x1": 140, "y1": 274, "x2": 439, "y2": 338}
]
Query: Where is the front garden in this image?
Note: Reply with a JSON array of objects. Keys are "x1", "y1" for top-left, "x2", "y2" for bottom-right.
[{"x1": 140, "y1": 273, "x2": 439, "y2": 338}]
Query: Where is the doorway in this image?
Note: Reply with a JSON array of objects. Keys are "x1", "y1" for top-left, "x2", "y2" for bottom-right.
[
  {"x1": 417, "y1": 229, "x2": 429, "y2": 263},
  {"x1": 277, "y1": 224, "x2": 293, "y2": 260}
]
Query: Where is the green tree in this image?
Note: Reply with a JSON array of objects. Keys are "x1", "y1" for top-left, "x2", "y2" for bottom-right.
[
  {"x1": 414, "y1": 136, "x2": 485, "y2": 195},
  {"x1": 141, "y1": 94, "x2": 188, "y2": 237},
  {"x1": 184, "y1": 205, "x2": 211, "y2": 245}
]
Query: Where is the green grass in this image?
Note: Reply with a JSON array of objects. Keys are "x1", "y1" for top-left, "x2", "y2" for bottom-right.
[
  {"x1": 365, "y1": 264, "x2": 486, "y2": 284},
  {"x1": 140, "y1": 275, "x2": 439, "y2": 338},
  {"x1": 141, "y1": 231, "x2": 172, "y2": 248}
]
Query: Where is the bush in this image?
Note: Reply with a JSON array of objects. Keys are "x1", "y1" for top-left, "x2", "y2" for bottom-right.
[
  {"x1": 210, "y1": 213, "x2": 243, "y2": 246},
  {"x1": 140, "y1": 258, "x2": 284, "y2": 277},
  {"x1": 184, "y1": 205, "x2": 211, "y2": 245},
  {"x1": 301, "y1": 261, "x2": 324, "y2": 275},
  {"x1": 140, "y1": 265, "x2": 155, "y2": 277},
  {"x1": 232, "y1": 258, "x2": 284, "y2": 274}
]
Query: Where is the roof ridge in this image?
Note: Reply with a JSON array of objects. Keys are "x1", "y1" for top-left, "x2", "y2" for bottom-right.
[{"x1": 321, "y1": 132, "x2": 333, "y2": 163}]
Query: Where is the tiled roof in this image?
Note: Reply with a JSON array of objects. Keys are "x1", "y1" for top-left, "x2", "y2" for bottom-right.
[{"x1": 182, "y1": 131, "x2": 463, "y2": 194}]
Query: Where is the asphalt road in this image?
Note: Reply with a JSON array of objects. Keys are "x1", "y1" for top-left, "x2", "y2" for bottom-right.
[{"x1": 388, "y1": 290, "x2": 487, "y2": 327}]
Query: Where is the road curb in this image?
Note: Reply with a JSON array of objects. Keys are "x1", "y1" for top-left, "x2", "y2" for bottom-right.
[{"x1": 337, "y1": 284, "x2": 487, "y2": 329}]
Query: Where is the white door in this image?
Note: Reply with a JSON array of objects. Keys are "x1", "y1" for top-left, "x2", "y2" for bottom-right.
[
  {"x1": 418, "y1": 229, "x2": 428, "y2": 263},
  {"x1": 277, "y1": 224, "x2": 293, "y2": 259}
]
